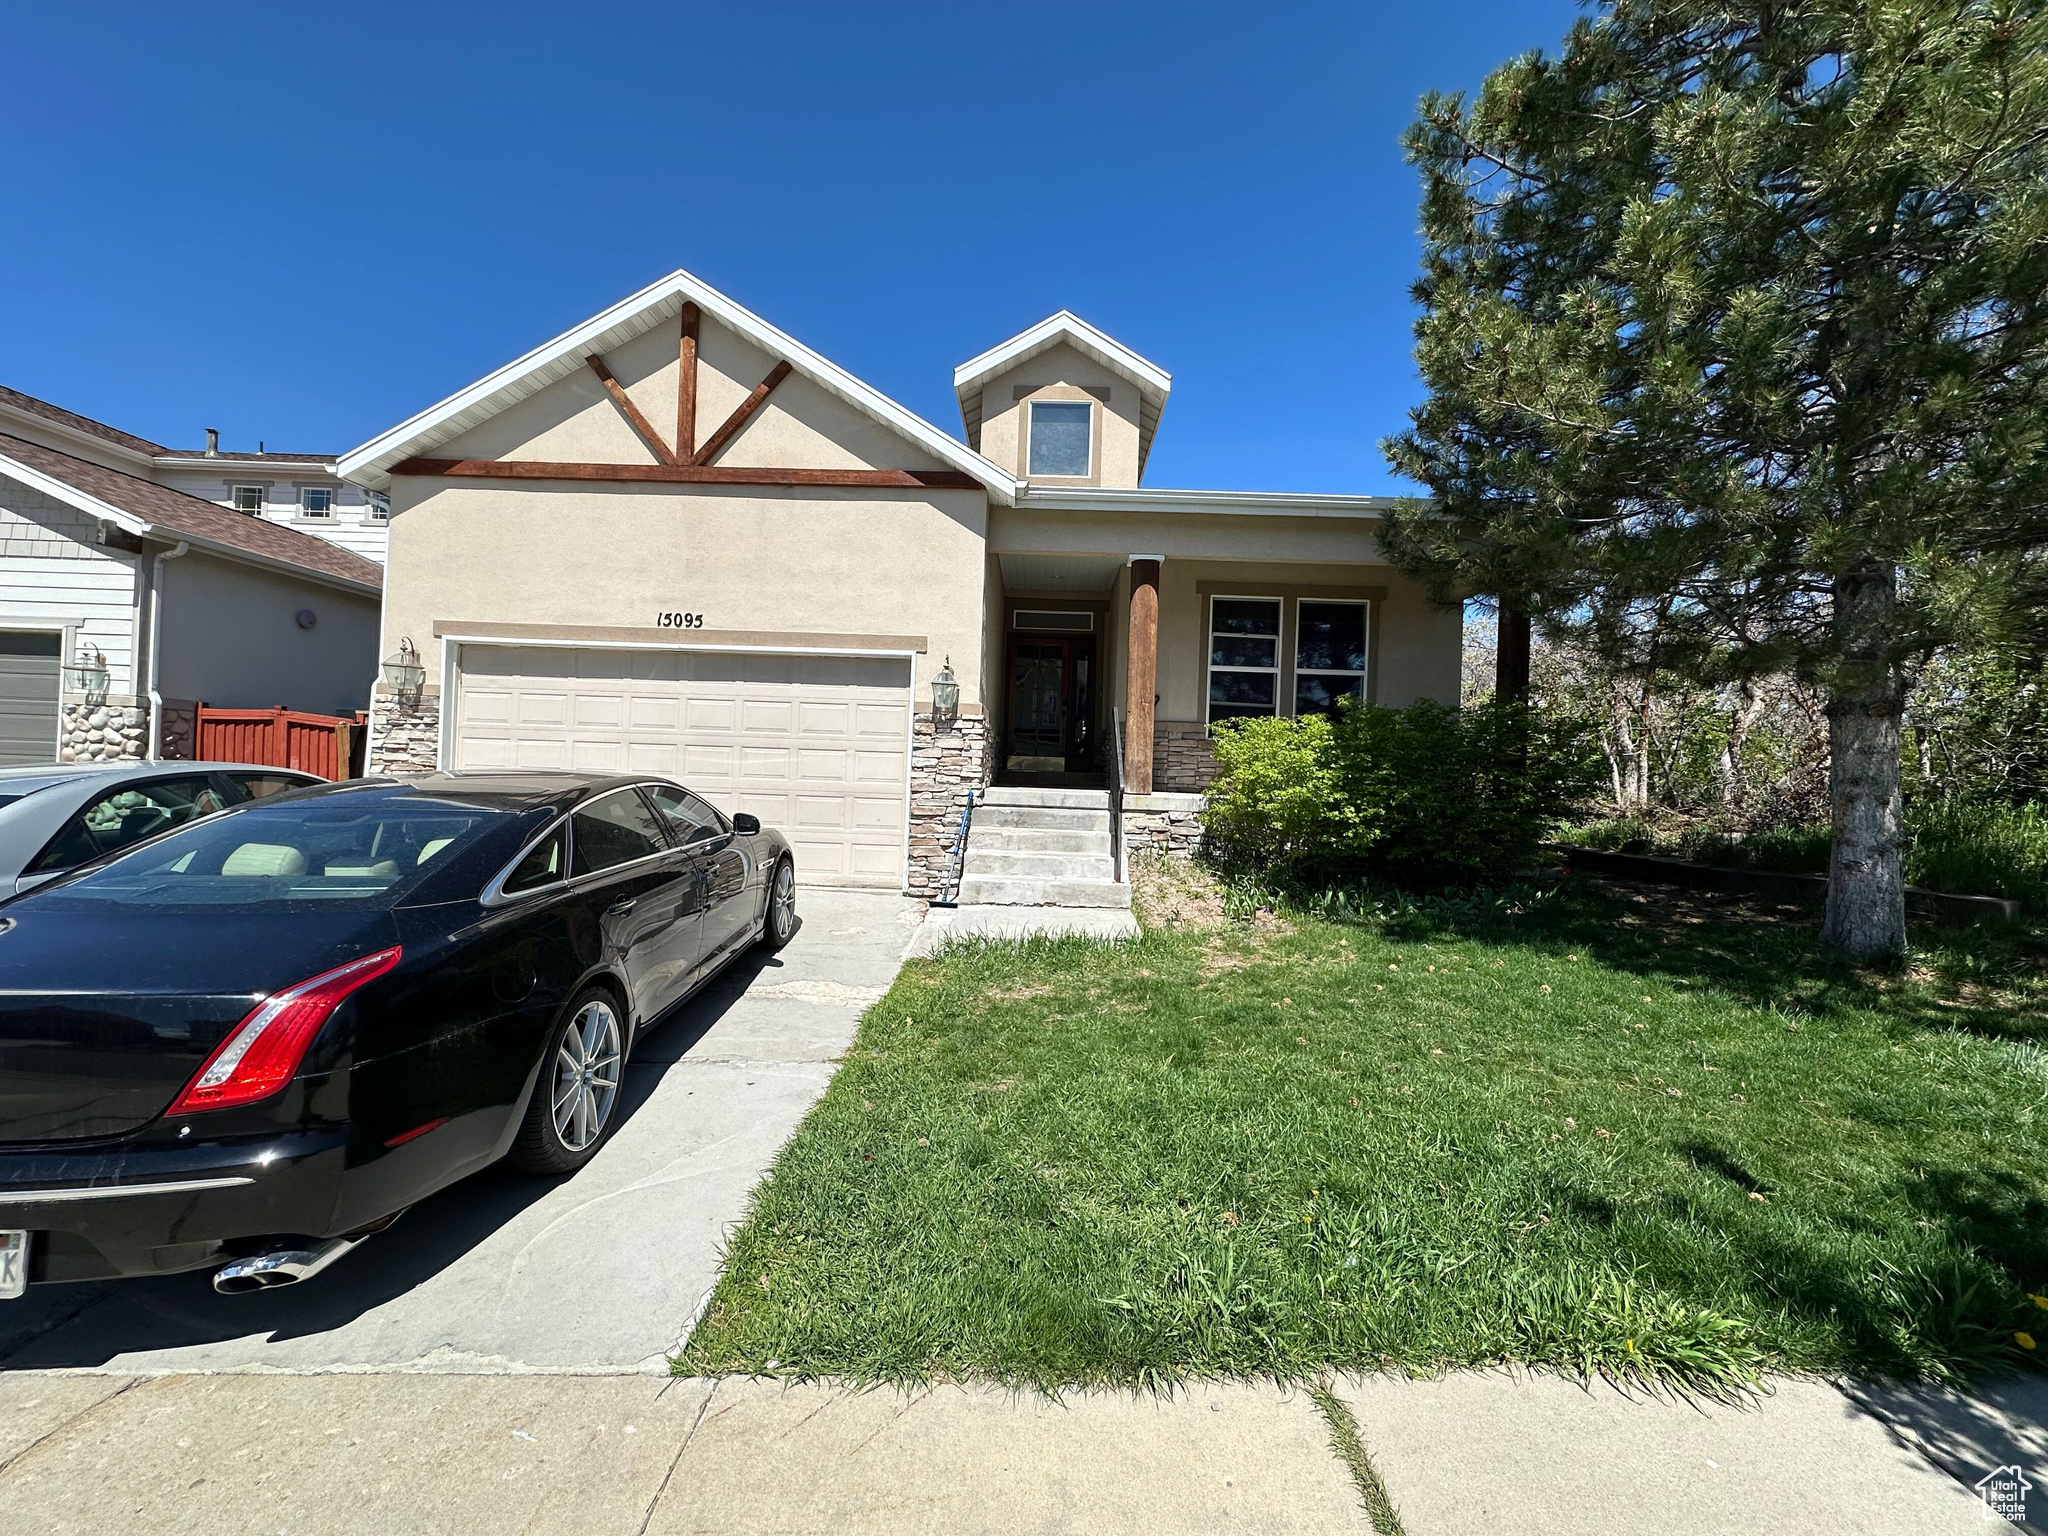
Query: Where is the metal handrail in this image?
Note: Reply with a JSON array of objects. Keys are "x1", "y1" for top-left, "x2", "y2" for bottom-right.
[
  {"x1": 1108, "y1": 707, "x2": 1125, "y2": 884},
  {"x1": 932, "y1": 787, "x2": 976, "y2": 908}
]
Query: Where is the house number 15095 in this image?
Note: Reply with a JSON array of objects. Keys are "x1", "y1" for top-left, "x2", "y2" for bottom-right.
[{"x1": 656, "y1": 612, "x2": 705, "y2": 629}]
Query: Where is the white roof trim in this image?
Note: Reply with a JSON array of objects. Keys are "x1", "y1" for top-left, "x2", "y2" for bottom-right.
[
  {"x1": 337, "y1": 269, "x2": 1022, "y2": 504},
  {"x1": 1014, "y1": 485, "x2": 1394, "y2": 520},
  {"x1": 154, "y1": 456, "x2": 338, "y2": 474},
  {"x1": 0, "y1": 453, "x2": 381, "y2": 598},
  {"x1": 953, "y1": 311, "x2": 1171, "y2": 399}
]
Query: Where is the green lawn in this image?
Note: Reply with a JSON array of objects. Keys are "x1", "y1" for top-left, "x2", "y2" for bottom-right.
[{"x1": 679, "y1": 874, "x2": 2048, "y2": 1392}]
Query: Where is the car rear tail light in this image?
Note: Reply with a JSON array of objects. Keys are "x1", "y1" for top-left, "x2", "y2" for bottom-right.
[{"x1": 168, "y1": 947, "x2": 403, "y2": 1116}]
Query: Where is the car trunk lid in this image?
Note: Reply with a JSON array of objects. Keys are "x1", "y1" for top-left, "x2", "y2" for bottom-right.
[{"x1": 0, "y1": 908, "x2": 397, "y2": 1143}]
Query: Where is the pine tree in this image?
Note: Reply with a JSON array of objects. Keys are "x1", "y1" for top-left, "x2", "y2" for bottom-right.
[{"x1": 1384, "y1": 0, "x2": 2048, "y2": 956}]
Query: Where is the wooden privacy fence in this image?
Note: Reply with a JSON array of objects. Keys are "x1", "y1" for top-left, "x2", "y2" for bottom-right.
[{"x1": 194, "y1": 706, "x2": 366, "y2": 780}]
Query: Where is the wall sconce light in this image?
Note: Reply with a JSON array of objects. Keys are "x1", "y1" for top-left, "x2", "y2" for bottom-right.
[
  {"x1": 931, "y1": 656, "x2": 960, "y2": 731},
  {"x1": 381, "y1": 637, "x2": 426, "y2": 711},
  {"x1": 64, "y1": 645, "x2": 109, "y2": 702}
]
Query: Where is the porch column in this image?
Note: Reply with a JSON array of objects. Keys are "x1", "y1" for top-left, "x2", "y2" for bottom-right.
[{"x1": 1125, "y1": 555, "x2": 1161, "y2": 794}]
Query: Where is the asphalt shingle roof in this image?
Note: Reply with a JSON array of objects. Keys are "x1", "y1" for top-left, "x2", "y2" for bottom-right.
[{"x1": 0, "y1": 433, "x2": 382, "y2": 592}]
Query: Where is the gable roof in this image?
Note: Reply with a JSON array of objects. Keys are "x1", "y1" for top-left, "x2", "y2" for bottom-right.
[
  {"x1": 0, "y1": 434, "x2": 382, "y2": 596},
  {"x1": 337, "y1": 269, "x2": 1024, "y2": 504},
  {"x1": 0, "y1": 384, "x2": 165, "y2": 466},
  {"x1": 953, "y1": 312, "x2": 1172, "y2": 476}
]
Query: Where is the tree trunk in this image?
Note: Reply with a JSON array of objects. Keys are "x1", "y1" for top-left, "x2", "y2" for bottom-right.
[
  {"x1": 1496, "y1": 603, "x2": 1531, "y2": 700},
  {"x1": 1820, "y1": 564, "x2": 1908, "y2": 958}
]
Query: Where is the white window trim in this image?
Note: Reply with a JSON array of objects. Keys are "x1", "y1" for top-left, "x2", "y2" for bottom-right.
[
  {"x1": 1026, "y1": 398, "x2": 1094, "y2": 480},
  {"x1": 366, "y1": 492, "x2": 391, "y2": 522},
  {"x1": 230, "y1": 484, "x2": 266, "y2": 515},
  {"x1": 1293, "y1": 598, "x2": 1370, "y2": 715},
  {"x1": 1204, "y1": 594, "x2": 1284, "y2": 726},
  {"x1": 297, "y1": 486, "x2": 336, "y2": 519}
]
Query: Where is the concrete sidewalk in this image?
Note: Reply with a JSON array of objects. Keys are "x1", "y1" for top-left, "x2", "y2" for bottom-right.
[{"x1": 0, "y1": 1367, "x2": 2037, "y2": 1535}]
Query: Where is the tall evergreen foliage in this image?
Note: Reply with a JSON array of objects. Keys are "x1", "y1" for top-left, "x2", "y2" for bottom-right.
[{"x1": 1383, "y1": 0, "x2": 2048, "y2": 955}]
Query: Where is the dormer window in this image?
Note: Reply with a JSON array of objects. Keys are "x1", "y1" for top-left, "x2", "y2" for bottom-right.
[{"x1": 1027, "y1": 400, "x2": 1092, "y2": 478}]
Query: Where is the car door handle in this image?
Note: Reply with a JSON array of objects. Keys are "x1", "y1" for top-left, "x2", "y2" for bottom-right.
[{"x1": 607, "y1": 898, "x2": 638, "y2": 915}]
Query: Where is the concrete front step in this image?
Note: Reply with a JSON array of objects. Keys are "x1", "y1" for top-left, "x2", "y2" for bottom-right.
[
  {"x1": 957, "y1": 875, "x2": 1133, "y2": 909},
  {"x1": 967, "y1": 825, "x2": 1112, "y2": 856},
  {"x1": 973, "y1": 805, "x2": 1110, "y2": 833},
  {"x1": 976, "y1": 787, "x2": 1111, "y2": 810},
  {"x1": 963, "y1": 849, "x2": 1117, "y2": 880}
]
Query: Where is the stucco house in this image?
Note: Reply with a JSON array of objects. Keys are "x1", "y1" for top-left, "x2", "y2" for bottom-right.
[
  {"x1": 0, "y1": 392, "x2": 383, "y2": 765},
  {"x1": 340, "y1": 269, "x2": 1459, "y2": 897}
]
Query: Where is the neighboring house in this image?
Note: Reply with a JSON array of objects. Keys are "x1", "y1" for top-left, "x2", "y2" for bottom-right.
[
  {"x1": 0, "y1": 387, "x2": 390, "y2": 566},
  {"x1": 0, "y1": 428, "x2": 383, "y2": 766},
  {"x1": 339, "y1": 268, "x2": 1460, "y2": 895}
]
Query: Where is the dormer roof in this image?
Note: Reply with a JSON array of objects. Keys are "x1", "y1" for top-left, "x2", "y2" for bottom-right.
[{"x1": 953, "y1": 312, "x2": 1172, "y2": 475}]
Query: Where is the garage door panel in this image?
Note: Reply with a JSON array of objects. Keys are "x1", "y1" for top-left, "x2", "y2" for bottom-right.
[
  {"x1": 628, "y1": 698, "x2": 678, "y2": 732},
  {"x1": 855, "y1": 750, "x2": 906, "y2": 783},
  {"x1": 454, "y1": 644, "x2": 910, "y2": 888},
  {"x1": 741, "y1": 700, "x2": 794, "y2": 734},
  {"x1": 625, "y1": 741, "x2": 681, "y2": 772},
  {"x1": 518, "y1": 692, "x2": 570, "y2": 727},
  {"x1": 796, "y1": 700, "x2": 851, "y2": 735},
  {"x1": 572, "y1": 693, "x2": 625, "y2": 729}
]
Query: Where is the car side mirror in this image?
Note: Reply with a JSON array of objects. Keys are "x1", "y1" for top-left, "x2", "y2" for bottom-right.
[{"x1": 731, "y1": 813, "x2": 761, "y2": 835}]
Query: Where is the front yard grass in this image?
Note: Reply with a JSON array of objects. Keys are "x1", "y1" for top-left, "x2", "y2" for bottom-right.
[{"x1": 680, "y1": 875, "x2": 2048, "y2": 1392}]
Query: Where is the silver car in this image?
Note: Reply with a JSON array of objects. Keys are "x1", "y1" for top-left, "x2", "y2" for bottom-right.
[{"x1": 0, "y1": 762, "x2": 324, "y2": 894}]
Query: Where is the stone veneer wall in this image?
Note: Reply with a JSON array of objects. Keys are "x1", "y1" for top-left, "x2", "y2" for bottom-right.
[
  {"x1": 367, "y1": 688, "x2": 442, "y2": 776},
  {"x1": 1121, "y1": 792, "x2": 1205, "y2": 860},
  {"x1": 907, "y1": 711, "x2": 992, "y2": 898},
  {"x1": 1152, "y1": 723, "x2": 1220, "y2": 794},
  {"x1": 155, "y1": 699, "x2": 198, "y2": 761},
  {"x1": 59, "y1": 694, "x2": 147, "y2": 763}
]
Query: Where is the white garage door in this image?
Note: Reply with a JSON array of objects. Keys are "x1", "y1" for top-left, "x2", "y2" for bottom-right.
[{"x1": 452, "y1": 644, "x2": 912, "y2": 887}]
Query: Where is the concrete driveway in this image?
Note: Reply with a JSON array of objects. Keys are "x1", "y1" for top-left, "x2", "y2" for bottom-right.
[{"x1": 0, "y1": 887, "x2": 922, "y2": 1375}]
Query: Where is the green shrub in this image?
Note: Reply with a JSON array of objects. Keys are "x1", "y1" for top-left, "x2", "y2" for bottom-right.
[
  {"x1": 1200, "y1": 713, "x2": 1358, "y2": 870},
  {"x1": 1202, "y1": 699, "x2": 1601, "y2": 883},
  {"x1": 1908, "y1": 801, "x2": 2048, "y2": 911},
  {"x1": 1560, "y1": 803, "x2": 2048, "y2": 908}
]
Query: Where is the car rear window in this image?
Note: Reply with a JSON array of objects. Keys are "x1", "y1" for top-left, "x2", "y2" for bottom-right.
[{"x1": 34, "y1": 797, "x2": 502, "y2": 909}]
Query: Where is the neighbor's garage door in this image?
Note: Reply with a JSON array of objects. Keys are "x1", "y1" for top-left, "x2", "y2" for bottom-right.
[
  {"x1": 0, "y1": 632, "x2": 61, "y2": 766},
  {"x1": 452, "y1": 644, "x2": 912, "y2": 887}
]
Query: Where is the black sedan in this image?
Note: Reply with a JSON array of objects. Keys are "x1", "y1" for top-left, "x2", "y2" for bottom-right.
[{"x1": 0, "y1": 772, "x2": 799, "y2": 1298}]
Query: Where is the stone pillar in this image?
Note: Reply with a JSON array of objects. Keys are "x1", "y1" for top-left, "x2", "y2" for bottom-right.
[{"x1": 1124, "y1": 556, "x2": 1161, "y2": 794}]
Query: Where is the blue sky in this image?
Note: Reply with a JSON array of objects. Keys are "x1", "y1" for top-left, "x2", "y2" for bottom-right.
[{"x1": 2, "y1": 1, "x2": 1582, "y2": 494}]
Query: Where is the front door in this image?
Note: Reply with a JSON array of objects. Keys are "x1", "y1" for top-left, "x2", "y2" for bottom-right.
[{"x1": 1006, "y1": 637, "x2": 1096, "y2": 772}]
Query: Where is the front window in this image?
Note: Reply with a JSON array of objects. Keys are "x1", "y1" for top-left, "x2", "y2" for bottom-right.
[
  {"x1": 300, "y1": 487, "x2": 334, "y2": 518},
  {"x1": 1207, "y1": 598, "x2": 1282, "y2": 723},
  {"x1": 1295, "y1": 601, "x2": 1368, "y2": 715},
  {"x1": 367, "y1": 492, "x2": 391, "y2": 522},
  {"x1": 231, "y1": 485, "x2": 264, "y2": 515},
  {"x1": 35, "y1": 798, "x2": 498, "y2": 906},
  {"x1": 1027, "y1": 400, "x2": 1092, "y2": 477}
]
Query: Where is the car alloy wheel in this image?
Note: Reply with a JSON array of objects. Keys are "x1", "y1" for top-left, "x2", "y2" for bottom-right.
[
  {"x1": 771, "y1": 860, "x2": 796, "y2": 942},
  {"x1": 551, "y1": 998, "x2": 621, "y2": 1153}
]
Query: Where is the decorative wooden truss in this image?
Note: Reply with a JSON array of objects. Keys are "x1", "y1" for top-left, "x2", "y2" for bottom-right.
[{"x1": 394, "y1": 304, "x2": 981, "y2": 490}]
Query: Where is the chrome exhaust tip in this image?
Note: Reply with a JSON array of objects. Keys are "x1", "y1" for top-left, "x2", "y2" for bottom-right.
[{"x1": 212, "y1": 1232, "x2": 366, "y2": 1295}]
